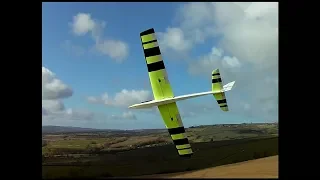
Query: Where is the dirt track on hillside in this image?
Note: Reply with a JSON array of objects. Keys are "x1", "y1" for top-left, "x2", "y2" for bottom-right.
[{"x1": 137, "y1": 155, "x2": 278, "y2": 178}]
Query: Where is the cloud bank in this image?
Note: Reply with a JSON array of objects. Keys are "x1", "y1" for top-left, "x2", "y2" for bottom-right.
[
  {"x1": 158, "y1": 2, "x2": 278, "y2": 122},
  {"x1": 42, "y1": 67, "x2": 136, "y2": 125}
]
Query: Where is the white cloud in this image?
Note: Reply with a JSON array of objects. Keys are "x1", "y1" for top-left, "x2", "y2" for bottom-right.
[
  {"x1": 64, "y1": 109, "x2": 94, "y2": 121},
  {"x1": 158, "y1": 27, "x2": 192, "y2": 52},
  {"x1": 188, "y1": 46, "x2": 242, "y2": 75},
  {"x1": 87, "y1": 96, "x2": 100, "y2": 103},
  {"x1": 42, "y1": 67, "x2": 95, "y2": 123},
  {"x1": 87, "y1": 89, "x2": 152, "y2": 108},
  {"x1": 163, "y1": 2, "x2": 278, "y2": 122},
  {"x1": 42, "y1": 67, "x2": 73, "y2": 100},
  {"x1": 243, "y1": 103, "x2": 251, "y2": 111},
  {"x1": 187, "y1": 46, "x2": 277, "y2": 121},
  {"x1": 162, "y1": 2, "x2": 278, "y2": 67},
  {"x1": 42, "y1": 100, "x2": 65, "y2": 112},
  {"x1": 243, "y1": 2, "x2": 278, "y2": 27},
  {"x1": 178, "y1": 101, "x2": 215, "y2": 119},
  {"x1": 69, "y1": 13, "x2": 129, "y2": 61},
  {"x1": 42, "y1": 67, "x2": 135, "y2": 125},
  {"x1": 71, "y1": 13, "x2": 96, "y2": 36},
  {"x1": 178, "y1": 3, "x2": 215, "y2": 28},
  {"x1": 122, "y1": 111, "x2": 136, "y2": 119},
  {"x1": 95, "y1": 40, "x2": 129, "y2": 62},
  {"x1": 42, "y1": 109, "x2": 95, "y2": 123},
  {"x1": 216, "y1": 2, "x2": 278, "y2": 68},
  {"x1": 110, "y1": 111, "x2": 137, "y2": 120},
  {"x1": 222, "y1": 56, "x2": 241, "y2": 68},
  {"x1": 211, "y1": 47, "x2": 223, "y2": 57}
]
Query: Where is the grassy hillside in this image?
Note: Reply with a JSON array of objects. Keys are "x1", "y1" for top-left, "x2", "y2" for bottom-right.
[
  {"x1": 42, "y1": 123, "x2": 278, "y2": 155},
  {"x1": 42, "y1": 137, "x2": 278, "y2": 178},
  {"x1": 42, "y1": 123, "x2": 278, "y2": 179}
]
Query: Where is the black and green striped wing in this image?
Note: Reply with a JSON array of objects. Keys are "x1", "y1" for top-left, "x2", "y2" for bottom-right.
[{"x1": 140, "y1": 28, "x2": 193, "y2": 157}]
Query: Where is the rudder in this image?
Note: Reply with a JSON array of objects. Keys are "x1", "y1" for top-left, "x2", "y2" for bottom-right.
[{"x1": 212, "y1": 69, "x2": 229, "y2": 111}]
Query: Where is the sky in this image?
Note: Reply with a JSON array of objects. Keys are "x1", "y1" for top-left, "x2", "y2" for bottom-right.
[{"x1": 42, "y1": 2, "x2": 278, "y2": 130}]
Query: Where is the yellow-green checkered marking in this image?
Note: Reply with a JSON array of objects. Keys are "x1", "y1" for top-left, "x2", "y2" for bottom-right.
[
  {"x1": 143, "y1": 41, "x2": 159, "y2": 50},
  {"x1": 176, "y1": 144, "x2": 191, "y2": 150},
  {"x1": 171, "y1": 133, "x2": 186, "y2": 140},
  {"x1": 141, "y1": 34, "x2": 156, "y2": 44},
  {"x1": 146, "y1": 55, "x2": 162, "y2": 64},
  {"x1": 178, "y1": 148, "x2": 193, "y2": 155}
]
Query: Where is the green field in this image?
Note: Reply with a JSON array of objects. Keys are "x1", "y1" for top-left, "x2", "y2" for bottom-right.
[
  {"x1": 42, "y1": 123, "x2": 278, "y2": 179},
  {"x1": 42, "y1": 123, "x2": 278, "y2": 155},
  {"x1": 43, "y1": 137, "x2": 278, "y2": 178}
]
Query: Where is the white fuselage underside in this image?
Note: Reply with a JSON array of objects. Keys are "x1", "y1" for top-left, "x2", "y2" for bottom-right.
[
  {"x1": 128, "y1": 81, "x2": 235, "y2": 109},
  {"x1": 129, "y1": 91, "x2": 215, "y2": 109}
]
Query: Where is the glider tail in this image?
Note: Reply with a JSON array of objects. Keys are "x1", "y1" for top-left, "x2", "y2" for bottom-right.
[{"x1": 212, "y1": 69, "x2": 233, "y2": 112}]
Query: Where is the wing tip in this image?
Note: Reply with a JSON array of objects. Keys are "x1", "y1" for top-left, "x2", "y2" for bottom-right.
[
  {"x1": 140, "y1": 28, "x2": 155, "y2": 36},
  {"x1": 222, "y1": 107, "x2": 229, "y2": 112},
  {"x1": 212, "y1": 68, "x2": 219, "y2": 74},
  {"x1": 228, "y1": 81, "x2": 235, "y2": 86}
]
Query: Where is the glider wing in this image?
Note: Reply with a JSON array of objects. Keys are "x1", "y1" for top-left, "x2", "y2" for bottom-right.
[{"x1": 140, "y1": 28, "x2": 193, "y2": 157}]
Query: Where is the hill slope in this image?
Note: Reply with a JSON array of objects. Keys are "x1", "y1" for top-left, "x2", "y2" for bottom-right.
[{"x1": 136, "y1": 155, "x2": 278, "y2": 178}]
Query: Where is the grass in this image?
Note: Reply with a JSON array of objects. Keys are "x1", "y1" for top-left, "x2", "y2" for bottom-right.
[
  {"x1": 42, "y1": 123, "x2": 278, "y2": 178},
  {"x1": 42, "y1": 136, "x2": 278, "y2": 179},
  {"x1": 47, "y1": 138, "x2": 109, "y2": 148}
]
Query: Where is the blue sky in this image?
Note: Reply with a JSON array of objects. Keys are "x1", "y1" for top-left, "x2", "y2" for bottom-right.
[{"x1": 42, "y1": 2, "x2": 278, "y2": 129}]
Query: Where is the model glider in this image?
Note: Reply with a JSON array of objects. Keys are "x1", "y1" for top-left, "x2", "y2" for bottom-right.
[{"x1": 129, "y1": 28, "x2": 236, "y2": 157}]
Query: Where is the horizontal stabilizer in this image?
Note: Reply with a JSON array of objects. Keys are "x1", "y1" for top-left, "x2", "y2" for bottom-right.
[{"x1": 222, "y1": 81, "x2": 235, "y2": 92}]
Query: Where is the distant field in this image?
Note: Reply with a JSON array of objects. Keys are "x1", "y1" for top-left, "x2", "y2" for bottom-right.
[
  {"x1": 42, "y1": 123, "x2": 278, "y2": 179},
  {"x1": 42, "y1": 123, "x2": 278, "y2": 156}
]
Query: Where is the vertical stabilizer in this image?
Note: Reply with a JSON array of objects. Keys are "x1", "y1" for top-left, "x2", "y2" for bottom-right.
[{"x1": 212, "y1": 69, "x2": 229, "y2": 111}]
